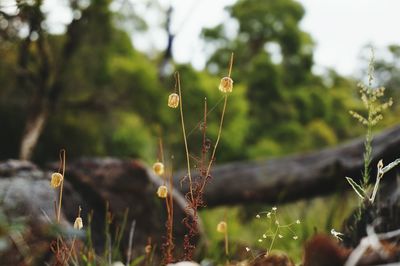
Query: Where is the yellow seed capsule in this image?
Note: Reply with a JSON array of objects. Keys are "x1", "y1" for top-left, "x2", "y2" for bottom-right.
[
  {"x1": 74, "y1": 217, "x2": 83, "y2": 230},
  {"x1": 216, "y1": 221, "x2": 227, "y2": 233},
  {"x1": 145, "y1": 244, "x2": 152, "y2": 254},
  {"x1": 168, "y1": 93, "x2": 180, "y2": 108},
  {"x1": 219, "y1": 77, "x2": 233, "y2": 93},
  {"x1": 157, "y1": 185, "x2": 168, "y2": 198},
  {"x1": 152, "y1": 162, "x2": 164, "y2": 176},
  {"x1": 50, "y1": 172, "x2": 63, "y2": 188}
]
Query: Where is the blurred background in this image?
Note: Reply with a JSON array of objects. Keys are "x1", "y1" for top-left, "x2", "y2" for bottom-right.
[
  {"x1": 1, "y1": 0, "x2": 400, "y2": 263},
  {"x1": 1, "y1": 0, "x2": 400, "y2": 164}
]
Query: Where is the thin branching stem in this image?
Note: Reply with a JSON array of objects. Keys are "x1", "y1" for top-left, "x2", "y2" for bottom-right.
[
  {"x1": 202, "y1": 53, "x2": 234, "y2": 192},
  {"x1": 176, "y1": 71, "x2": 194, "y2": 202}
]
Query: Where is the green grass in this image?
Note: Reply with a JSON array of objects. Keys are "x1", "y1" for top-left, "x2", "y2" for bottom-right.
[{"x1": 200, "y1": 192, "x2": 358, "y2": 265}]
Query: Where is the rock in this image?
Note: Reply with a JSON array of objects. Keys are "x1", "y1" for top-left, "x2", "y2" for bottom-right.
[
  {"x1": 49, "y1": 157, "x2": 197, "y2": 261},
  {"x1": 0, "y1": 158, "x2": 198, "y2": 264},
  {"x1": 0, "y1": 160, "x2": 72, "y2": 265}
]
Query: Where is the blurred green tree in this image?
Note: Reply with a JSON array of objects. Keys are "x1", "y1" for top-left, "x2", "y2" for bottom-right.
[
  {"x1": 0, "y1": 0, "x2": 164, "y2": 161},
  {"x1": 202, "y1": 0, "x2": 359, "y2": 156}
]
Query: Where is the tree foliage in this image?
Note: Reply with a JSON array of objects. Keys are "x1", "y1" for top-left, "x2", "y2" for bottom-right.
[{"x1": 0, "y1": 0, "x2": 397, "y2": 163}]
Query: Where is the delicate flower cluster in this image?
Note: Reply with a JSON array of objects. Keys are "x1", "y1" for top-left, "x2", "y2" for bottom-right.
[
  {"x1": 254, "y1": 206, "x2": 301, "y2": 255},
  {"x1": 349, "y1": 84, "x2": 393, "y2": 127}
]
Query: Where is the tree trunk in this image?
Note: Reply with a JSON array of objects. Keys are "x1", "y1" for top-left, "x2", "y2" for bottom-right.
[
  {"x1": 19, "y1": 105, "x2": 48, "y2": 160},
  {"x1": 174, "y1": 125, "x2": 400, "y2": 206}
]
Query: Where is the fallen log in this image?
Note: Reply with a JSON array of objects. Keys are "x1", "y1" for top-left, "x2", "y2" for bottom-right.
[{"x1": 174, "y1": 125, "x2": 400, "y2": 206}]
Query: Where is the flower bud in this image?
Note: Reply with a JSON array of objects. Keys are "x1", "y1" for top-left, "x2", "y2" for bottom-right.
[
  {"x1": 153, "y1": 162, "x2": 164, "y2": 176},
  {"x1": 219, "y1": 77, "x2": 233, "y2": 93},
  {"x1": 168, "y1": 93, "x2": 180, "y2": 108},
  {"x1": 216, "y1": 221, "x2": 227, "y2": 233},
  {"x1": 50, "y1": 172, "x2": 63, "y2": 188},
  {"x1": 157, "y1": 185, "x2": 168, "y2": 198},
  {"x1": 74, "y1": 217, "x2": 83, "y2": 230}
]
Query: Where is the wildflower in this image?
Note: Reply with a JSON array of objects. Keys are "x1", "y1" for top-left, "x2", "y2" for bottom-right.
[
  {"x1": 168, "y1": 93, "x2": 180, "y2": 108},
  {"x1": 272, "y1": 206, "x2": 277, "y2": 211},
  {"x1": 153, "y1": 162, "x2": 164, "y2": 176},
  {"x1": 293, "y1": 236, "x2": 298, "y2": 240},
  {"x1": 50, "y1": 172, "x2": 63, "y2": 188},
  {"x1": 216, "y1": 221, "x2": 227, "y2": 233},
  {"x1": 157, "y1": 185, "x2": 168, "y2": 198},
  {"x1": 74, "y1": 217, "x2": 83, "y2": 230},
  {"x1": 278, "y1": 234, "x2": 283, "y2": 239},
  {"x1": 262, "y1": 234, "x2": 267, "y2": 238},
  {"x1": 219, "y1": 77, "x2": 233, "y2": 93},
  {"x1": 256, "y1": 214, "x2": 260, "y2": 219},
  {"x1": 296, "y1": 219, "x2": 301, "y2": 224},
  {"x1": 245, "y1": 247, "x2": 250, "y2": 252},
  {"x1": 258, "y1": 239, "x2": 262, "y2": 242},
  {"x1": 267, "y1": 212, "x2": 271, "y2": 218},
  {"x1": 331, "y1": 229, "x2": 344, "y2": 241}
]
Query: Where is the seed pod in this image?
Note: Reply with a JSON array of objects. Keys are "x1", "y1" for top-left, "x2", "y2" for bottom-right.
[
  {"x1": 168, "y1": 93, "x2": 180, "y2": 108},
  {"x1": 157, "y1": 185, "x2": 168, "y2": 198},
  {"x1": 50, "y1": 172, "x2": 63, "y2": 188},
  {"x1": 153, "y1": 162, "x2": 164, "y2": 176},
  {"x1": 145, "y1": 244, "x2": 152, "y2": 254},
  {"x1": 216, "y1": 221, "x2": 227, "y2": 233},
  {"x1": 74, "y1": 217, "x2": 83, "y2": 230},
  {"x1": 219, "y1": 77, "x2": 233, "y2": 93}
]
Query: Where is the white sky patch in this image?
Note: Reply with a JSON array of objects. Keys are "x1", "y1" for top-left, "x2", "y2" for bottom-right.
[
  {"x1": 4, "y1": 0, "x2": 400, "y2": 76},
  {"x1": 298, "y1": 0, "x2": 400, "y2": 76}
]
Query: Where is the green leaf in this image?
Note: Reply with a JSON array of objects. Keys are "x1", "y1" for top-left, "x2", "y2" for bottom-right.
[
  {"x1": 345, "y1": 177, "x2": 366, "y2": 199},
  {"x1": 130, "y1": 255, "x2": 145, "y2": 266}
]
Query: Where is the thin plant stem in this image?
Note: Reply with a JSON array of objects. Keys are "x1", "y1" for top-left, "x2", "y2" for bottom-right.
[
  {"x1": 268, "y1": 227, "x2": 279, "y2": 255},
  {"x1": 126, "y1": 220, "x2": 136, "y2": 266},
  {"x1": 223, "y1": 211, "x2": 229, "y2": 258},
  {"x1": 201, "y1": 53, "x2": 234, "y2": 192},
  {"x1": 363, "y1": 113, "x2": 372, "y2": 186},
  {"x1": 204, "y1": 95, "x2": 227, "y2": 179},
  {"x1": 57, "y1": 149, "x2": 66, "y2": 223},
  {"x1": 159, "y1": 137, "x2": 167, "y2": 185},
  {"x1": 176, "y1": 71, "x2": 194, "y2": 202},
  {"x1": 228, "y1": 52, "x2": 234, "y2": 77},
  {"x1": 187, "y1": 96, "x2": 224, "y2": 138}
]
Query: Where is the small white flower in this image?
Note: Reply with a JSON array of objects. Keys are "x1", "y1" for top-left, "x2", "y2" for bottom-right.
[
  {"x1": 331, "y1": 229, "x2": 344, "y2": 241},
  {"x1": 245, "y1": 247, "x2": 250, "y2": 252},
  {"x1": 272, "y1": 206, "x2": 277, "y2": 211},
  {"x1": 258, "y1": 239, "x2": 263, "y2": 242},
  {"x1": 296, "y1": 219, "x2": 301, "y2": 224},
  {"x1": 278, "y1": 234, "x2": 283, "y2": 239},
  {"x1": 293, "y1": 236, "x2": 298, "y2": 240},
  {"x1": 262, "y1": 234, "x2": 267, "y2": 238},
  {"x1": 256, "y1": 214, "x2": 261, "y2": 219},
  {"x1": 74, "y1": 217, "x2": 83, "y2": 230}
]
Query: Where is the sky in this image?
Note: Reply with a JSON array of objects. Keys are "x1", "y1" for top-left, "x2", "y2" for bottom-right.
[
  {"x1": 150, "y1": 0, "x2": 400, "y2": 76},
  {"x1": 4, "y1": 0, "x2": 400, "y2": 76}
]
